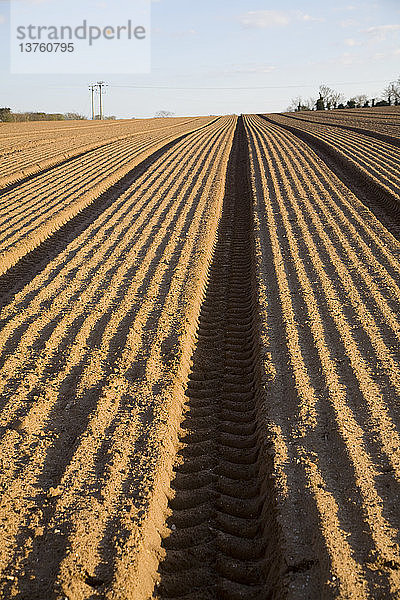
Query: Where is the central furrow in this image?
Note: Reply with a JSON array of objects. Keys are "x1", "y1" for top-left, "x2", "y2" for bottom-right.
[{"x1": 153, "y1": 118, "x2": 283, "y2": 600}]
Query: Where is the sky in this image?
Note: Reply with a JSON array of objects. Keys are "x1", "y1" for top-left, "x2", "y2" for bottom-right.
[{"x1": 0, "y1": 0, "x2": 399, "y2": 118}]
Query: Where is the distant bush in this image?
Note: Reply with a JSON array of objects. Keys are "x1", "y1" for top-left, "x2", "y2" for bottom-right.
[
  {"x1": 0, "y1": 108, "x2": 88, "y2": 122},
  {"x1": 64, "y1": 112, "x2": 86, "y2": 120},
  {"x1": 11, "y1": 112, "x2": 65, "y2": 121},
  {"x1": 155, "y1": 110, "x2": 175, "y2": 118},
  {"x1": 0, "y1": 108, "x2": 13, "y2": 122}
]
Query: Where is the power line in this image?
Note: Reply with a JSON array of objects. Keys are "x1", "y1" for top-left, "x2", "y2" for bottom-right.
[{"x1": 109, "y1": 80, "x2": 389, "y2": 91}]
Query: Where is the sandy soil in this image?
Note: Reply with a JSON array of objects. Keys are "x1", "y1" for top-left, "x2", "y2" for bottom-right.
[
  {"x1": 1, "y1": 110, "x2": 400, "y2": 599},
  {"x1": 0, "y1": 117, "x2": 216, "y2": 275},
  {"x1": 282, "y1": 106, "x2": 400, "y2": 141},
  {"x1": 265, "y1": 113, "x2": 400, "y2": 204},
  {"x1": 0, "y1": 117, "x2": 211, "y2": 188},
  {"x1": 245, "y1": 114, "x2": 400, "y2": 599},
  {"x1": 0, "y1": 115, "x2": 236, "y2": 599}
]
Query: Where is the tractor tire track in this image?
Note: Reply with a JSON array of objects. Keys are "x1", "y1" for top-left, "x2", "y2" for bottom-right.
[{"x1": 153, "y1": 116, "x2": 284, "y2": 600}]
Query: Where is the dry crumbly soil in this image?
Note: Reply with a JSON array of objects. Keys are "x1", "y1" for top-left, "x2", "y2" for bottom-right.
[
  {"x1": 0, "y1": 109, "x2": 400, "y2": 599},
  {"x1": 0, "y1": 116, "x2": 212, "y2": 188}
]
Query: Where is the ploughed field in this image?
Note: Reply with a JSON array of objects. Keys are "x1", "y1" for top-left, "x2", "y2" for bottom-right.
[{"x1": 0, "y1": 108, "x2": 400, "y2": 599}]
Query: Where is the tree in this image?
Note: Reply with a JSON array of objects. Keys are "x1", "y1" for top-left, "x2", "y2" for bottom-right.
[
  {"x1": 330, "y1": 91, "x2": 345, "y2": 109},
  {"x1": 286, "y1": 96, "x2": 315, "y2": 112},
  {"x1": 155, "y1": 110, "x2": 175, "y2": 118},
  {"x1": 0, "y1": 108, "x2": 13, "y2": 122},
  {"x1": 318, "y1": 85, "x2": 343, "y2": 109},
  {"x1": 300, "y1": 97, "x2": 316, "y2": 111},
  {"x1": 64, "y1": 112, "x2": 86, "y2": 120},
  {"x1": 353, "y1": 94, "x2": 368, "y2": 108},
  {"x1": 317, "y1": 85, "x2": 345, "y2": 109},
  {"x1": 383, "y1": 79, "x2": 400, "y2": 105},
  {"x1": 282, "y1": 81, "x2": 400, "y2": 113},
  {"x1": 286, "y1": 96, "x2": 302, "y2": 112},
  {"x1": 392, "y1": 80, "x2": 400, "y2": 103},
  {"x1": 318, "y1": 85, "x2": 331, "y2": 108}
]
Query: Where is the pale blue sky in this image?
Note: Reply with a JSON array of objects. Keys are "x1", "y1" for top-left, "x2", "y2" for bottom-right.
[{"x1": 0, "y1": 0, "x2": 399, "y2": 117}]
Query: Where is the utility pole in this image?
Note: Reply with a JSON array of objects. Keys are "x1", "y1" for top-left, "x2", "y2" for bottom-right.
[
  {"x1": 88, "y1": 81, "x2": 108, "y2": 120},
  {"x1": 89, "y1": 84, "x2": 96, "y2": 120},
  {"x1": 97, "y1": 81, "x2": 106, "y2": 120}
]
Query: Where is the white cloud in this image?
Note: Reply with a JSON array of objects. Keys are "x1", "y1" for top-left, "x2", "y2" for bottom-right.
[
  {"x1": 238, "y1": 9, "x2": 324, "y2": 29},
  {"x1": 373, "y1": 48, "x2": 400, "y2": 60},
  {"x1": 344, "y1": 38, "x2": 360, "y2": 46},
  {"x1": 311, "y1": 45, "x2": 400, "y2": 69},
  {"x1": 239, "y1": 10, "x2": 290, "y2": 28},
  {"x1": 0, "y1": 14, "x2": 5, "y2": 24},
  {"x1": 296, "y1": 12, "x2": 325, "y2": 23},
  {"x1": 372, "y1": 52, "x2": 385, "y2": 60},
  {"x1": 313, "y1": 51, "x2": 363, "y2": 67},
  {"x1": 364, "y1": 24, "x2": 400, "y2": 40}
]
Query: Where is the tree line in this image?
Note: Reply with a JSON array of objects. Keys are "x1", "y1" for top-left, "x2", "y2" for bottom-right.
[
  {"x1": 0, "y1": 107, "x2": 173, "y2": 122},
  {"x1": 0, "y1": 108, "x2": 87, "y2": 122},
  {"x1": 287, "y1": 77, "x2": 400, "y2": 112}
]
